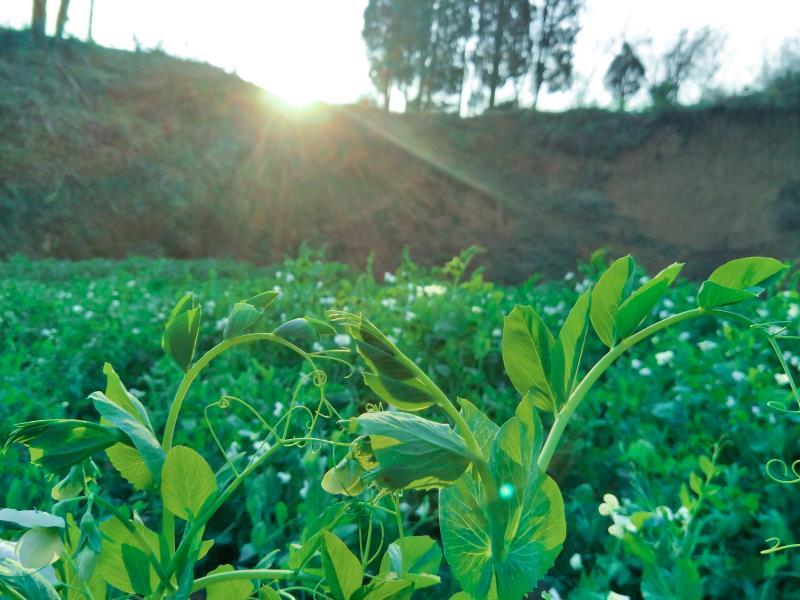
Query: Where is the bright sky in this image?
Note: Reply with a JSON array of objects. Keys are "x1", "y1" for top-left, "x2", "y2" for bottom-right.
[{"x1": 4, "y1": 0, "x2": 799, "y2": 110}]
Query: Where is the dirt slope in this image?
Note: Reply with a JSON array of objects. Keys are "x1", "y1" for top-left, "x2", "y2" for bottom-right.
[{"x1": 1, "y1": 30, "x2": 798, "y2": 280}]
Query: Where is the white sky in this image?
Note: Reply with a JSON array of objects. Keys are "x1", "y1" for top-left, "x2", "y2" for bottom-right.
[{"x1": 4, "y1": 0, "x2": 799, "y2": 110}]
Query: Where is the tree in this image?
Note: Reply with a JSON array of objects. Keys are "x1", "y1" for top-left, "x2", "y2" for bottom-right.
[
  {"x1": 419, "y1": 0, "x2": 475, "y2": 111},
  {"x1": 473, "y1": 0, "x2": 532, "y2": 109},
  {"x1": 604, "y1": 42, "x2": 645, "y2": 110},
  {"x1": 528, "y1": 0, "x2": 583, "y2": 108},
  {"x1": 55, "y1": 0, "x2": 71, "y2": 39},
  {"x1": 31, "y1": 0, "x2": 47, "y2": 44},
  {"x1": 650, "y1": 27, "x2": 724, "y2": 107}
]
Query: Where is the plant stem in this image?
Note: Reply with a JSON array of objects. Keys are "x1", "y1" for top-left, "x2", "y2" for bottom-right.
[
  {"x1": 537, "y1": 308, "x2": 707, "y2": 472},
  {"x1": 190, "y1": 569, "x2": 297, "y2": 593},
  {"x1": 159, "y1": 332, "x2": 312, "y2": 554}
]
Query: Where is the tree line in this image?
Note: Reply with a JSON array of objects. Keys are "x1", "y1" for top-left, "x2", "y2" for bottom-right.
[
  {"x1": 29, "y1": 0, "x2": 95, "y2": 44},
  {"x1": 363, "y1": 0, "x2": 727, "y2": 114}
]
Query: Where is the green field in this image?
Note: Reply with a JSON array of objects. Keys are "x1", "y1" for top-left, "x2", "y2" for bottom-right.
[{"x1": 2, "y1": 251, "x2": 799, "y2": 598}]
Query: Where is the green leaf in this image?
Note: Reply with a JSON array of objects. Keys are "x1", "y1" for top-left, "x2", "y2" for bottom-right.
[
  {"x1": 550, "y1": 291, "x2": 592, "y2": 402},
  {"x1": 16, "y1": 527, "x2": 64, "y2": 570},
  {"x1": 162, "y1": 292, "x2": 201, "y2": 372},
  {"x1": 502, "y1": 305, "x2": 556, "y2": 410},
  {"x1": 99, "y1": 362, "x2": 152, "y2": 428},
  {"x1": 321, "y1": 531, "x2": 363, "y2": 600},
  {"x1": 378, "y1": 535, "x2": 442, "y2": 591},
  {"x1": 362, "y1": 373, "x2": 437, "y2": 412},
  {"x1": 260, "y1": 586, "x2": 282, "y2": 600},
  {"x1": 439, "y1": 409, "x2": 565, "y2": 600},
  {"x1": 90, "y1": 393, "x2": 164, "y2": 484},
  {"x1": 106, "y1": 443, "x2": 154, "y2": 491},
  {"x1": 273, "y1": 317, "x2": 321, "y2": 341},
  {"x1": 206, "y1": 564, "x2": 253, "y2": 600},
  {"x1": 590, "y1": 255, "x2": 635, "y2": 347},
  {"x1": 615, "y1": 262, "x2": 683, "y2": 339},
  {"x1": 223, "y1": 302, "x2": 263, "y2": 340},
  {"x1": 0, "y1": 556, "x2": 60, "y2": 600},
  {"x1": 357, "y1": 339, "x2": 417, "y2": 380},
  {"x1": 122, "y1": 544, "x2": 152, "y2": 596},
  {"x1": 161, "y1": 446, "x2": 218, "y2": 520},
  {"x1": 353, "y1": 411, "x2": 471, "y2": 490},
  {"x1": 354, "y1": 579, "x2": 412, "y2": 600},
  {"x1": 322, "y1": 457, "x2": 366, "y2": 496},
  {"x1": 5, "y1": 420, "x2": 123, "y2": 476},
  {"x1": 246, "y1": 290, "x2": 281, "y2": 310},
  {"x1": 95, "y1": 518, "x2": 168, "y2": 595},
  {"x1": 0, "y1": 509, "x2": 64, "y2": 529},
  {"x1": 697, "y1": 257, "x2": 787, "y2": 308}
]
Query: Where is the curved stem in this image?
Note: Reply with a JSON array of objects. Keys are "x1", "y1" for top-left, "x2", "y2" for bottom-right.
[
  {"x1": 160, "y1": 332, "x2": 314, "y2": 553},
  {"x1": 537, "y1": 308, "x2": 707, "y2": 472},
  {"x1": 190, "y1": 569, "x2": 298, "y2": 593}
]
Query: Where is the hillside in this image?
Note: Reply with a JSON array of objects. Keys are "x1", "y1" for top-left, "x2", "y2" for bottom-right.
[{"x1": 2, "y1": 29, "x2": 799, "y2": 281}]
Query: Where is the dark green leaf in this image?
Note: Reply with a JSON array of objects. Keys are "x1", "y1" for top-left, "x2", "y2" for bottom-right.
[
  {"x1": 550, "y1": 291, "x2": 591, "y2": 402},
  {"x1": 378, "y1": 535, "x2": 442, "y2": 591},
  {"x1": 162, "y1": 293, "x2": 201, "y2": 372},
  {"x1": 353, "y1": 411, "x2": 471, "y2": 490},
  {"x1": 362, "y1": 372, "x2": 437, "y2": 412},
  {"x1": 122, "y1": 544, "x2": 152, "y2": 596},
  {"x1": 590, "y1": 255, "x2": 635, "y2": 347},
  {"x1": 223, "y1": 302, "x2": 263, "y2": 340},
  {"x1": 616, "y1": 262, "x2": 683, "y2": 338}
]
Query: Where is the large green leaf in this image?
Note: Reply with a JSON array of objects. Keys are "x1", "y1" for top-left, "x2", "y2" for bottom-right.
[
  {"x1": 321, "y1": 531, "x2": 363, "y2": 600},
  {"x1": 0, "y1": 509, "x2": 64, "y2": 530},
  {"x1": 615, "y1": 262, "x2": 683, "y2": 339},
  {"x1": 439, "y1": 404, "x2": 565, "y2": 600},
  {"x1": 122, "y1": 544, "x2": 152, "y2": 596},
  {"x1": 362, "y1": 373, "x2": 438, "y2": 412},
  {"x1": 5, "y1": 420, "x2": 123, "y2": 476},
  {"x1": 161, "y1": 446, "x2": 218, "y2": 521},
  {"x1": 162, "y1": 292, "x2": 201, "y2": 372},
  {"x1": 223, "y1": 302, "x2": 263, "y2": 340},
  {"x1": 590, "y1": 255, "x2": 635, "y2": 347},
  {"x1": 99, "y1": 362, "x2": 152, "y2": 428},
  {"x1": 353, "y1": 411, "x2": 471, "y2": 490},
  {"x1": 106, "y1": 443, "x2": 154, "y2": 491},
  {"x1": 697, "y1": 257, "x2": 786, "y2": 308},
  {"x1": 90, "y1": 393, "x2": 164, "y2": 484},
  {"x1": 95, "y1": 518, "x2": 168, "y2": 594},
  {"x1": 16, "y1": 527, "x2": 64, "y2": 570},
  {"x1": 502, "y1": 305, "x2": 556, "y2": 411}
]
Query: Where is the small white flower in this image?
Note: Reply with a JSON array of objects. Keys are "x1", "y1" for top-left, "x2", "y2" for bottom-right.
[
  {"x1": 655, "y1": 505, "x2": 674, "y2": 521},
  {"x1": 319, "y1": 296, "x2": 335, "y2": 305},
  {"x1": 126, "y1": 280, "x2": 137, "y2": 288},
  {"x1": 110, "y1": 299, "x2": 121, "y2": 309},
  {"x1": 639, "y1": 275, "x2": 650, "y2": 285},
  {"x1": 404, "y1": 310, "x2": 416, "y2": 321},
  {"x1": 546, "y1": 588, "x2": 563, "y2": 600},
  {"x1": 72, "y1": 305, "x2": 84, "y2": 313},
  {"x1": 285, "y1": 273, "x2": 295, "y2": 283},
  {"x1": 789, "y1": 303, "x2": 800, "y2": 319},
  {"x1": 131, "y1": 327, "x2": 141, "y2": 335},
  {"x1": 84, "y1": 311, "x2": 94, "y2": 320},
  {"x1": 775, "y1": 373, "x2": 790, "y2": 386},
  {"x1": 276, "y1": 472, "x2": 291, "y2": 484},
  {"x1": 751, "y1": 405, "x2": 761, "y2": 416},
  {"x1": 204, "y1": 300, "x2": 216, "y2": 311},
  {"x1": 384, "y1": 272, "x2": 397, "y2": 284},
  {"x1": 215, "y1": 318, "x2": 228, "y2": 331},
  {"x1": 334, "y1": 334, "x2": 352, "y2": 347},
  {"x1": 663, "y1": 298, "x2": 675, "y2": 309},
  {"x1": 639, "y1": 367, "x2": 652, "y2": 376},
  {"x1": 630, "y1": 359, "x2": 642, "y2": 369},
  {"x1": 421, "y1": 284, "x2": 446, "y2": 297},
  {"x1": 676, "y1": 506, "x2": 691, "y2": 522},
  {"x1": 678, "y1": 331, "x2": 691, "y2": 342},
  {"x1": 608, "y1": 523, "x2": 626, "y2": 538},
  {"x1": 564, "y1": 271, "x2": 575, "y2": 281},
  {"x1": 655, "y1": 350, "x2": 674, "y2": 366},
  {"x1": 381, "y1": 298, "x2": 397, "y2": 308},
  {"x1": 312, "y1": 342, "x2": 323, "y2": 352},
  {"x1": 492, "y1": 328, "x2": 502, "y2": 338},
  {"x1": 569, "y1": 553, "x2": 582, "y2": 570},
  {"x1": 731, "y1": 370, "x2": 746, "y2": 382},
  {"x1": 471, "y1": 306, "x2": 483, "y2": 314},
  {"x1": 598, "y1": 493, "x2": 619, "y2": 516},
  {"x1": 697, "y1": 340, "x2": 717, "y2": 352},
  {"x1": 299, "y1": 479, "x2": 309, "y2": 499},
  {"x1": 726, "y1": 396, "x2": 737, "y2": 407},
  {"x1": 273, "y1": 402, "x2": 284, "y2": 417},
  {"x1": 658, "y1": 309, "x2": 670, "y2": 319},
  {"x1": 608, "y1": 592, "x2": 631, "y2": 600},
  {"x1": 272, "y1": 285, "x2": 282, "y2": 293}
]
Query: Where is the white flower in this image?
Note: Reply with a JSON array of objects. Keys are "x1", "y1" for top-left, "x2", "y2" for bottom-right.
[
  {"x1": 655, "y1": 350, "x2": 674, "y2": 366},
  {"x1": 319, "y1": 296, "x2": 335, "y2": 305},
  {"x1": 215, "y1": 318, "x2": 228, "y2": 331},
  {"x1": 72, "y1": 305, "x2": 84, "y2": 313},
  {"x1": 676, "y1": 506, "x2": 691, "y2": 522},
  {"x1": 131, "y1": 327, "x2": 141, "y2": 335},
  {"x1": 569, "y1": 553, "x2": 582, "y2": 570},
  {"x1": 564, "y1": 271, "x2": 575, "y2": 281},
  {"x1": 655, "y1": 505, "x2": 674, "y2": 521},
  {"x1": 285, "y1": 273, "x2": 295, "y2": 282},
  {"x1": 273, "y1": 402, "x2": 284, "y2": 417},
  {"x1": 751, "y1": 405, "x2": 761, "y2": 416},
  {"x1": 726, "y1": 396, "x2": 737, "y2": 407},
  {"x1": 678, "y1": 331, "x2": 691, "y2": 342},
  {"x1": 731, "y1": 370, "x2": 746, "y2": 382},
  {"x1": 312, "y1": 342, "x2": 323, "y2": 352},
  {"x1": 110, "y1": 299, "x2": 121, "y2": 309},
  {"x1": 608, "y1": 522, "x2": 626, "y2": 538},
  {"x1": 419, "y1": 284, "x2": 446, "y2": 297},
  {"x1": 84, "y1": 311, "x2": 94, "y2": 320},
  {"x1": 492, "y1": 328, "x2": 501, "y2": 338},
  {"x1": 546, "y1": 588, "x2": 563, "y2": 600},
  {"x1": 608, "y1": 592, "x2": 631, "y2": 600},
  {"x1": 384, "y1": 272, "x2": 397, "y2": 284},
  {"x1": 334, "y1": 334, "x2": 352, "y2": 347},
  {"x1": 272, "y1": 285, "x2": 282, "y2": 293},
  {"x1": 598, "y1": 493, "x2": 619, "y2": 516},
  {"x1": 404, "y1": 310, "x2": 416, "y2": 321},
  {"x1": 126, "y1": 280, "x2": 137, "y2": 288},
  {"x1": 775, "y1": 373, "x2": 790, "y2": 386},
  {"x1": 277, "y1": 472, "x2": 291, "y2": 484},
  {"x1": 630, "y1": 359, "x2": 642, "y2": 369},
  {"x1": 658, "y1": 309, "x2": 670, "y2": 319},
  {"x1": 663, "y1": 298, "x2": 675, "y2": 309},
  {"x1": 471, "y1": 306, "x2": 483, "y2": 314},
  {"x1": 381, "y1": 298, "x2": 397, "y2": 308},
  {"x1": 639, "y1": 275, "x2": 650, "y2": 285},
  {"x1": 697, "y1": 340, "x2": 717, "y2": 352},
  {"x1": 299, "y1": 479, "x2": 309, "y2": 499},
  {"x1": 639, "y1": 367, "x2": 652, "y2": 376},
  {"x1": 789, "y1": 303, "x2": 800, "y2": 319}
]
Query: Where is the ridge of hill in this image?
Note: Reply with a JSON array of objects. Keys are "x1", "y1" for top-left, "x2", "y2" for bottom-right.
[{"x1": 2, "y1": 29, "x2": 799, "y2": 280}]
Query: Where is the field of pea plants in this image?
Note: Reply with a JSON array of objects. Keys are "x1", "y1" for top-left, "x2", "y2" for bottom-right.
[{"x1": 1, "y1": 249, "x2": 799, "y2": 599}]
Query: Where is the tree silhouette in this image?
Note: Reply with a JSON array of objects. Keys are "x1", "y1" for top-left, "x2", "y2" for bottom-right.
[{"x1": 604, "y1": 42, "x2": 646, "y2": 110}]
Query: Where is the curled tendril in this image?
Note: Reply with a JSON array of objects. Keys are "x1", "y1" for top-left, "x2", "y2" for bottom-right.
[
  {"x1": 364, "y1": 402, "x2": 383, "y2": 414},
  {"x1": 766, "y1": 458, "x2": 800, "y2": 484},
  {"x1": 218, "y1": 396, "x2": 232, "y2": 409},
  {"x1": 762, "y1": 537, "x2": 800, "y2": 554},
  {"x1": 766, "y1": 400, "x2": 800, "y2": 414},
  {"x1": 310, "y1": 369, "x2": 327, "y2": 387}
]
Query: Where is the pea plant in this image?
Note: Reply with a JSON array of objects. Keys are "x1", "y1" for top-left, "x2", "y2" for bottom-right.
[
  {"x1": 323, "y1": 256, "x2": 796, "y2": 599},
  {"x1": 0, "y1": 255, "x2": 795, "y2": 600}
]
